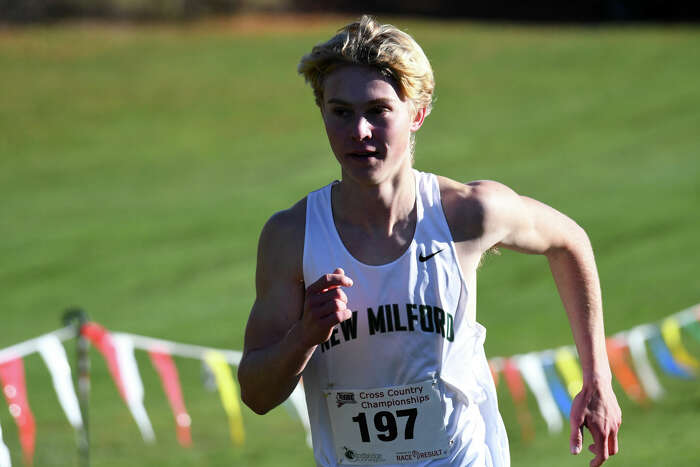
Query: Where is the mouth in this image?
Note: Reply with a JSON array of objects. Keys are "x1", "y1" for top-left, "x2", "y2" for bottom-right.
[{"x1": 347, "y1": 150, "x2": 382, "y2": 159}]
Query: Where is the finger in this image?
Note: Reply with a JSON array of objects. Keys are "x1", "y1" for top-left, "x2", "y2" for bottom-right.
[
  {"x1": 319, "y1": 286, "x2": 347, "y2": 304},
  {"x1": 570, "y1": 426, "x2": 582, "y2": 455},
  {"x1": 306, "y1": 271, "x2": 353, "y2": 296},
  {"x1": 307, "y1": 287, "x2": 348, "y2": 308},
  {"x1": 590, "y1": 448, "x2": 604, "y2": 467},
  {"x1": 589, "y1": 432, "x2": 609, "y2": 467},
  {"x1": 312, "y1": 299, "x2": 348, "y2": 319},
  {"x1": 319, "y1": 308, "x2": 352, "y2": 328},
  {"x1": 608, "y1": 430, "x2": 619, "y2": 456},
  {"x1": 570, "y1": 418, "x2": 583, "y2": 455},
  {"x1": 590, "y1": 452, "x2": 605, "y2": 467}
]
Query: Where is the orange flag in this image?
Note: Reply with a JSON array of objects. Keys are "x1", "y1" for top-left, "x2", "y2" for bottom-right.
[
  {"x1": 502, "y1": 358, "x2": 534, "y2": 442},
  {"x1": 606, "y1": 337, "x2": 648, "y2": 406}
]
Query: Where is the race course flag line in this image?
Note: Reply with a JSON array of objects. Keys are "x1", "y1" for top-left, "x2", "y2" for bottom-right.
[
  {"x1": 149, "y1": 349, "x2": 192, "y2": 447},
  {"x1": 606, "y1": 337, "x2": 648, "y2": 406},
  {"x1": 36, "y1": 336, "x2": 83, "y2": 429},
  {"x1": 0, "y1": 358, "x2": 35, "y2": 466},
  {"x1": 486, "y1": 303, "x2": 699, "y2": 438},
  {"x1": 203, "y1": 351, "x2": 245, "y2": 446},
  {"x1": 515, "y1": 353, "x2": 563, "y2": 433},
  {"x1": 81, "y1": 323, "x2": 156, "y2": 442},
  {"x1": 540, "y1": 353, "x2": 572, "y2": 417},
  {"x1": 661, "y1": 317, "x2": 700, "y2": 371},
  {"x1": 502, "y1": 358, "x2": 534, "y2": 442},
  {"x1": 626, "y1": 325, "x2": 665, "y2": 400},
  {"x1": 112, "y1": 334, "x2": 156, "y2": 443},
  {"x1": 283, "y1": 381, "x2": 313, "y2": 448},
  {"x1": 649, "y1": 335, "x2": 693, "y2": 379},
  {"x1": 554, "y1": 347, "x2": 583, "y2": 398},
  {"x1": 0, "y1": 303, "x2": 697, "y2": 459}
]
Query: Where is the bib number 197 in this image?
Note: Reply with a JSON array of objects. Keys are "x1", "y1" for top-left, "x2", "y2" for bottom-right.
[
  {"x1": 351, "y1": 408, "x2": 417, "y2": 442},
  {"x1": 326, "y1": 380, "x2": 449, "y2": 464}
]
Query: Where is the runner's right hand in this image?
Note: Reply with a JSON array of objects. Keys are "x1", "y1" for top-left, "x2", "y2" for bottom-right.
[{"x1": 301, "y1": 268, "x2": 353, "y2": 347}]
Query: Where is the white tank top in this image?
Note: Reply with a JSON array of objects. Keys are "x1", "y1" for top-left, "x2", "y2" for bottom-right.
[{"x1": 302, "y1": 170, "x2": 509, "y2": 467}]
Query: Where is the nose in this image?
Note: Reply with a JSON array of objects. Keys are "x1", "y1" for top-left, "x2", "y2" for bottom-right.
[{"x1": 351, "y1": 116, "x2": 372, "y2": 141}]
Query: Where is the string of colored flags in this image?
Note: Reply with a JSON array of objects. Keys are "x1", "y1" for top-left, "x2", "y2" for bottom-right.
[
  {"x1": 0, "y1": 320, "x2": 311, "y2": 467},
  {"x1": 0, "y1": 303, "x2": 698, "y2": 465},
  {"x1": 489, "y1": 303, "x2": 700, "y2": 441}
]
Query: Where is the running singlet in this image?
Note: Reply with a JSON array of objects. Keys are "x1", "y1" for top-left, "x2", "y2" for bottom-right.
[{"x1": 302, "y1": 170, "x2": 510, "y2": 467}]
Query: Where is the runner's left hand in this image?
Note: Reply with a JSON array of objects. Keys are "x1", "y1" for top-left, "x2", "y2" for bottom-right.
[{"x1": 569, "y1": 380, "x2": 621, "y2": 467}]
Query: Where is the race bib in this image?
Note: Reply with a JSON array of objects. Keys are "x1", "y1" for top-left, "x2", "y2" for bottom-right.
[{"x1": 325, "y1": 379, "x2": 451, "y2": 465}]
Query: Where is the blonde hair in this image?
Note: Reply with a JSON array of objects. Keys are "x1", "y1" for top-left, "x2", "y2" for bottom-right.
[{"x1": 298, "y1": 15, "x2": 434, "y2": 116}]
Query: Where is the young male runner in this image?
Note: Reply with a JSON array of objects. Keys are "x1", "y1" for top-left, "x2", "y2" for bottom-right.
[{"x1": 238, "y1": 15, "x2": 621, "y2": 467}]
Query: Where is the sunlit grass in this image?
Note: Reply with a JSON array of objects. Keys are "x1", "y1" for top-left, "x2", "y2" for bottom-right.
[{"x1": 1, "y1": 17, "x2": 699, "y2": 466}]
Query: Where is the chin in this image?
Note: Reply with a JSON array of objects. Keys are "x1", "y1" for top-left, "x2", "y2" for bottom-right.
[{"x1": 344, "y1": 165, "x2": 406, "y2": 188}]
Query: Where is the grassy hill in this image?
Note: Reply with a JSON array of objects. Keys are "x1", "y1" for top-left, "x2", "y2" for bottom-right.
[{"x1": 1, "y1": 15, "x2": 699, "y2": 466}]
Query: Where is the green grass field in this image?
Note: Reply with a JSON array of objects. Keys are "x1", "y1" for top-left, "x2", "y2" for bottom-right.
[{"x1": 1, "y1": 15, "x2": 699, "y2": 466}]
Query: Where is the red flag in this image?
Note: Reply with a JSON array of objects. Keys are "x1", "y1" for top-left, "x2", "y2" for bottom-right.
[
  {"x1": 149, "y1": 350, "x2": 192, "y2": 447},
  {"x1": 81, "y1": 322, "x2": 126, "y2": 400},
  {"x1": 0, "y1": 358, "x2": 36, "y2": 466},
  {"x1": 489, "y1": 359, "x2": 500, "y2": 388},
  {"x1": 503, "y1": 357, "x2": 534, "y2": 442}
]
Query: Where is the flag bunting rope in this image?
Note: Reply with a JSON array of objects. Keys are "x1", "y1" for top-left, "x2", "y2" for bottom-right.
[{"x1": 0, "y1": 303, "x2": 697, "y2": 465}]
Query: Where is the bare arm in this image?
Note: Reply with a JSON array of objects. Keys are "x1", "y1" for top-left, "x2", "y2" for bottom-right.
[
  {"x1": 238, "y1": 201, "x2": 353, "y2": 414},
  {"x1": 488, "y1": 188, "x2": 610, "y2": 381},
  {"x1": 444, "y1": 179, "x2": 621, "y2": 467}
]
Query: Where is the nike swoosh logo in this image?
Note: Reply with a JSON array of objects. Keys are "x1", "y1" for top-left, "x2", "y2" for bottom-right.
[{"x1": 419, "y1": 249, "x2": 444, "y2": 262}]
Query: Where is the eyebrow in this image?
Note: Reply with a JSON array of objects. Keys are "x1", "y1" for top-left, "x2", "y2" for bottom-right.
[{"x1": 326, "y1": 98, "x2": 394, "y2": 106}]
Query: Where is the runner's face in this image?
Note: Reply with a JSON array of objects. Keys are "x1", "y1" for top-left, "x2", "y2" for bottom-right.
[{"x1": 320, "y1": 65, "x2": 425, "y2": 186}]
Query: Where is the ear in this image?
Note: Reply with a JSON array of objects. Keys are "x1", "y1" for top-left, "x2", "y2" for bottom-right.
[{"x1": 410, "y1": 106, "x2": 427, "y2": 132}]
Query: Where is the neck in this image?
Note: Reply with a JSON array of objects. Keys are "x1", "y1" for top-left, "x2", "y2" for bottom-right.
[{"x1": 333, "y1": 166, "x2": 416, "y2": 236}]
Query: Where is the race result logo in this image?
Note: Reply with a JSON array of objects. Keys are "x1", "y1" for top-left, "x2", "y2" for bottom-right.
[{"x1": 336, "y1": 392, "x2": 357, "y2": 407}]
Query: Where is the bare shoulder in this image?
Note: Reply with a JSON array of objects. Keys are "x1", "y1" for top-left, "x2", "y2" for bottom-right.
[
  {"x1": 245, "y1": 197, "x2": 307, "y2": 351},
  {"x1": 437, "y1": 176, "x2": 521, "y2": 244},
  {"x1": 438, "y1": 176, "x2": 519, "y2": 203},
  {"x1": 261, "y1": 197, "x2": 307, "y2": 238},
  {"x1": 257, "y1": 197, "x2": 307, "y2": 285}
]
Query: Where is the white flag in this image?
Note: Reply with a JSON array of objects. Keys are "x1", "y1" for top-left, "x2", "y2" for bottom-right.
[
  {"x1": 37, "y1": 335, "x2": 83, "y2": 429},
  {"x1": 113, "y1": 334, "x2": 155, "y2": 443},
  {"x1": 283, "y1": 382, "x2": 312, "y2": 448},
  {"x1": 627, "y1": 327, "x2": 664, "y2": 400},
  {"x1": 0, "y1": 419, "x2": 11, "y2": 467},
  {"x1": 516, "y1": 353, "x2": 563, "y2": 433}
]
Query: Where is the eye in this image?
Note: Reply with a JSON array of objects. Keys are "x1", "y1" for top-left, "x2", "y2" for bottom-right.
[
  {"x1": 331, "y1": 107, "x2": 351, "y2": 117},
  {"x1": 368, "y1": 106, "x2": 390, "y2": 115}
]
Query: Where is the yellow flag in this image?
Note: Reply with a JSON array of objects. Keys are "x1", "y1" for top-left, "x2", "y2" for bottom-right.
[
  {"x1": 661, "y1": 318, "x2": 699, "y2": 370},
  {"x1": 204, "y1": 351, "x2": 245, "y2": 446},
  {"x1": 554, "y1": 348, "x2": 583, "y2": 398}
]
